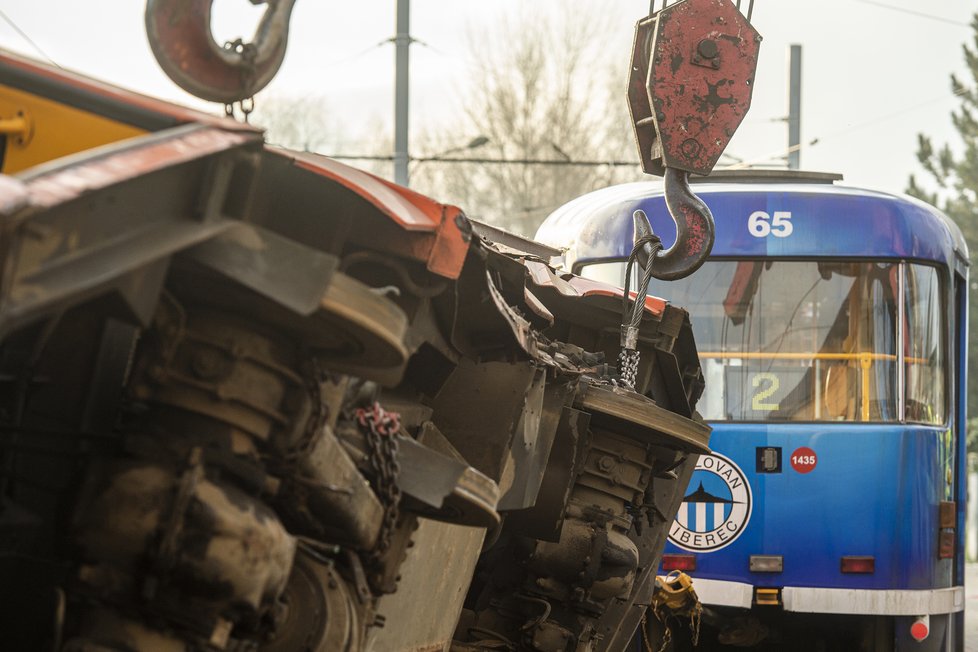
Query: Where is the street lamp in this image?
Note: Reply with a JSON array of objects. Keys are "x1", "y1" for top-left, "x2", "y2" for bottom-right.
[
  {"x1": 411, "y1": 136, "x2": 491, "y2": 171},
  {"x1": 425, "y1": 135, "x2": 490, "y2": 160},
  {"x1": 550, "y1": 141, "x2": 572, "y2": 162}
]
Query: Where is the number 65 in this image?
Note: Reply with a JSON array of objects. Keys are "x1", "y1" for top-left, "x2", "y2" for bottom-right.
[{"x1": 748, "y1": 211, "x2": 793, "y2": 238}]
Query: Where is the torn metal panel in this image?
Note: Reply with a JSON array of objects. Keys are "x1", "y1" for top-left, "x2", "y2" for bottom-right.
[
  {"x1": 497, "y1": 373, "x2": 579, "y2": 512},
  {"x1": 484, "y1": 268, "x2": 540, "y2": 359},
  {"x1": 503, "y1": 406, "x2": 590, "y2": 542},
  {"x1": 496, "y1": 367, "x2": 546, "y2": 511},
  {"x1": 470, "y1": 218, "x2": 562, "y2": 260},
  {"x1": 654, "y1": 345, "x2": 693, "y2": 418},
  {"x1": 522, "y1": 286, "x2": 555, "y2": 326},
  {"x1": 428, "y1": 358, "x2": 538, "y2": 483}
]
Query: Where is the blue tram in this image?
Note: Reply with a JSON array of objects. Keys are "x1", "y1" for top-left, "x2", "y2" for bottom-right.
[{"x1": 536, "y1": 170, "x2": 968, "y2": 651}]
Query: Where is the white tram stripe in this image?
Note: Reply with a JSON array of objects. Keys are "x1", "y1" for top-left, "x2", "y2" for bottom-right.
[{"x1": 691, "y1": 578, "x2": 964, "y2": 615}]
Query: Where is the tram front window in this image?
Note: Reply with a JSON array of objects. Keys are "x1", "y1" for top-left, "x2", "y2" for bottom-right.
[{"x1": 580, "y1": 260, "x2": 945, "y2": 424}]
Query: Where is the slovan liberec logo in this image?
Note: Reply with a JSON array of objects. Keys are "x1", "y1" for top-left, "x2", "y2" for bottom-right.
[{"x1": 668, "y1": 452, "x2": 752, "y2": 552}]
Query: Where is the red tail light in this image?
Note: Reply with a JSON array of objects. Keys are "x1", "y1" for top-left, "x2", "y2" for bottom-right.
[
  {"x1": 661, "y1": 554, "x2": 696, "y2": 572},
  {"x1": 910, "y1": 615, "x2": 930, "y2": 642},
  {"x1": 840, "y1": 556, "x2": 875, "y2": 574}
]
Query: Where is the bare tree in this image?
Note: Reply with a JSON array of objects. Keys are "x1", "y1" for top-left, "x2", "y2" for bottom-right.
[
  {"x1": 411, "y1": 4, "x2": 641, "y2": 236},
  {"x1": 250, "y1": 94, "x2": 394, "y2": 179},
  {"x1": 250, "y1": 94, "x2": 340, "y2": 153},
  {"x1": 249, "y1": 7, "x2": 643, "y2": 237}
]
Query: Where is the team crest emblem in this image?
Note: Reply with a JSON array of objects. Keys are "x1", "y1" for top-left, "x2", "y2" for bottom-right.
[{"x1": 668, "y1": 452, "x2": 752, "y2": 552}]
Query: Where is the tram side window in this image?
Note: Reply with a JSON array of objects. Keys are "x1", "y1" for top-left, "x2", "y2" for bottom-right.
[
  {"x1": 579, "y1": 260, "x2": 902, "y2": 422},
  {"x1": 904, "y1": 264, "x2": 946, "y2": 424}
]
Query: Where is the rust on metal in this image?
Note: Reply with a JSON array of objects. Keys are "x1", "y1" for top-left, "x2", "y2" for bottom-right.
[
  {"x1": 625, "y1": 0, "x2": 760, "y2": 280},
  {"x1": 0, "y1": 15, "x2": 726, "y2": 652},
  {"x1": 629, "y1": 0, "x2": 761, "y2": 176},
  {"x1": 145, "y1": 0, "x2": 297, "y2": 104}
]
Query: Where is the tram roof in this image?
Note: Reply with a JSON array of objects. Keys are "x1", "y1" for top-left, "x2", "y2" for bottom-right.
[{"x1": 536, "y1": 172, "x2": 969, "y2": 274}]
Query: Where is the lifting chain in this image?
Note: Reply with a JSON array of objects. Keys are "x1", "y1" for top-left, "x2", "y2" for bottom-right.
[
  {"x1": 222, "y1": 38, "x2": 257, "y2": 123},
  {"x1": 618, "y1": 228, "x2": 662, "y2": 389},
  {"x1": 642, "y1": 570, "x2": 702, "y2": 652},
  {"x1": 618, "y1": 348, "x2": 641, "y2": 391},
  {"x1": 355, "y1": 402, "x2": 402, "y2": 559}
]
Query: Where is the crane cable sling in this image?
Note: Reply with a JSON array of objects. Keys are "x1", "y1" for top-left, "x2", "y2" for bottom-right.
[{"x1": 618, "y1": 233, "x2": 662, "y2": 389}]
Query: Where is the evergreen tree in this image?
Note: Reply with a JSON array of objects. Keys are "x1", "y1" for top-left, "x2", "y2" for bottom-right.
[{"x1": 908, "y1": 12, "x2": 978, "y2": 451}]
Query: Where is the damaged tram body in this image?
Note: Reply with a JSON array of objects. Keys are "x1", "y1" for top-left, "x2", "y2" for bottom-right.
[
  {"x1": 0, "y1": 50, "x2": 709, "y2": 651},
  {"x1": 0, "y1": 0, "x2": 767, "y2": 647}
]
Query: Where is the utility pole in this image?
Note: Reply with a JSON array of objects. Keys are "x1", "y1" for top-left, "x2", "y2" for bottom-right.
[
  {"x1": 394, "y1": 0, "x2": 411, "y2": 186},
  {"x1": 787, "y1": 44, "x2": 801, "y2": 170}
]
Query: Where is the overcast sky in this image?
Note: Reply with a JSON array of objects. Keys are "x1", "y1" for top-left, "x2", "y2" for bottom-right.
[{"x1": 0, "y1": 1, "x2": 973, "y2": 195}]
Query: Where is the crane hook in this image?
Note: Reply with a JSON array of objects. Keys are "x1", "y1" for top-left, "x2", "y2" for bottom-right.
[
  {"x1": 632, "y1": 168, "x2": 715, "y2": 281},
  {"x1": 145, "y1": 0, "x2": 297, "y2": 105}
]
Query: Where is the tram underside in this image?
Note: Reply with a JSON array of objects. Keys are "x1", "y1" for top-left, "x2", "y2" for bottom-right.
[{"x1": 0, "y1": 107, "x2": 713, "y2": 650}]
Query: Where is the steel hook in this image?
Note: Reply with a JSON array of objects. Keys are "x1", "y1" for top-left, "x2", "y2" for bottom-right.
[
  {"x1": 145, "y1": 0, "x2": 297, "y2": 105},
  {"x1": 633, "y1": 167, "x2": 715, "y2": 281}
]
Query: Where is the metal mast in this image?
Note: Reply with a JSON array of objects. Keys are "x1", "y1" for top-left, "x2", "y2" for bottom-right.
[
  {"x1": 787, "y1": 44, "x2": 801, "y2": 169},
  {"x1": 394, "y1": 0, "x2": 411, "y2": 185}
]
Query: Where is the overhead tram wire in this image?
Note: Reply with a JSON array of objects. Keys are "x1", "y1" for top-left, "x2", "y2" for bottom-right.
[
  {"x1": 652, "y1": 0, "x2": 753, "y2": 19},
  {"x1": 317, "y1": 27, "x2": 450, "y2": 71},
  {"x1": 319, "y1": 39, "x2": 390, "y2": 70},
  {"x1": 326, "y1": 154, "x2": 642, "y2": 167},
  {"x1": 853, "y1": 1, "x2": 969, "y2": 28},
  {"x1": 722, "y1": 83, "x2": 974, "y2": 170},
  {"x1": 0, "y1": 8, "x2": 59, "y2": 68},
  {"x1": 337, "y1": 79, "x2": 970, "y2": 172}
]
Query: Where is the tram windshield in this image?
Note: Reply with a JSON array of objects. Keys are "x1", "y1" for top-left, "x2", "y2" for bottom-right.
[{"x1": 581, "y1": 260, "x2": 946, "y2": 424}]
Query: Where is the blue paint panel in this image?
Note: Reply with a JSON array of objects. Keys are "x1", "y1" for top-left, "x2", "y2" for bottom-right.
[
  {"x1": 536, "y1": 181, "x2": 968, "y2": 605},
  {"x1": 662, "y1": 424, "x2": 954, "y2": 591},
  {"x1": 535, "y1": 183, "x2": 967, "y2": 271}
]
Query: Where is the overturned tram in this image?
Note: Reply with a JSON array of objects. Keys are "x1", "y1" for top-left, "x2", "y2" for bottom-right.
[
  {"x1": 0, "y1": 0, "x2": 768, "y2": 646},
  {"x1": 0, "y1": 49, "x2": 710, "y2": 650}
]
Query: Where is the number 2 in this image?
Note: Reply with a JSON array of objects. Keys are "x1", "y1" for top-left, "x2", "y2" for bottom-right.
[{"x1": 752, "y1": 373, "x2": 781, "y2": 411}]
